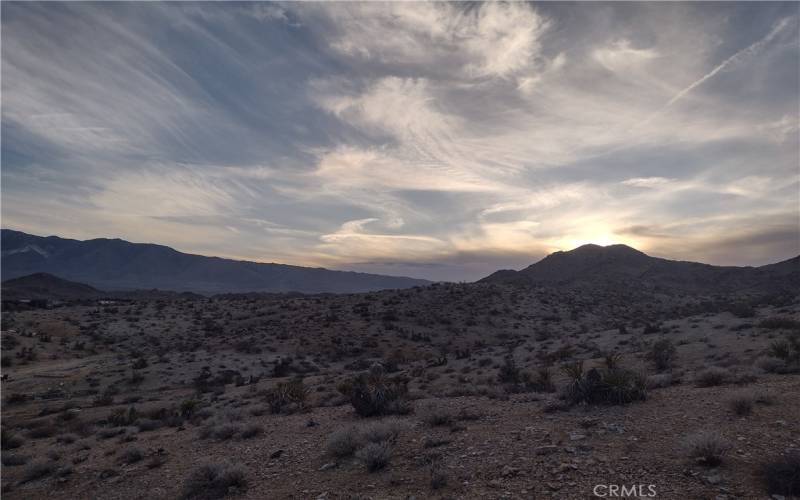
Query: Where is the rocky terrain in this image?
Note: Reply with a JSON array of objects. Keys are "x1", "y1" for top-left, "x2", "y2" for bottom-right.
[{"x1": 1, "y1": 245, "x2": 799, "y2": 499}]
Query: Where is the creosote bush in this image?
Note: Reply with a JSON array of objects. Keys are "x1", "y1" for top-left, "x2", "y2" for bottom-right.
[
  {"x1": 183, "y1": 462, "x2": 248, "y2": 499},
  {"x1": 761, "y1": 450, "x2": 800, "y2": 496},
  {"x1": 694, "y1": 366, "x2": 729, "y2": 387},
  {"x1": 326, "y1": 419, "x2": 405, "y2": 458}
]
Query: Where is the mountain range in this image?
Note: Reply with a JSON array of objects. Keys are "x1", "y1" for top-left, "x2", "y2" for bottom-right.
[
  {"x1": 2, "y1": 229, "x2": 798, "y2": 297},
  {"x1": 0, "y1": 229, "x2": 430, "y2": 294}
]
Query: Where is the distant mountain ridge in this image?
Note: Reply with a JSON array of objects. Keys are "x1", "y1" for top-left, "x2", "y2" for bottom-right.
[
  {"x1": 481, "y1": 243, "x2": 800, "y2": 295},
  {"x1": 0, "y1": 229, "x2": 430, "y2": 294}
]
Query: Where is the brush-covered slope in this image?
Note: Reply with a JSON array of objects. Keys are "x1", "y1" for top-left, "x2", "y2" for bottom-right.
[{"x1": 1, "y1": 272, "x2": 101, "y2": 300}]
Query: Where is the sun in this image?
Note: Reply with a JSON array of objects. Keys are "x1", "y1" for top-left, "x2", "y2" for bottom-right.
[{"x1": 553, "y1": 224, "x2": 640, "y2": 251}]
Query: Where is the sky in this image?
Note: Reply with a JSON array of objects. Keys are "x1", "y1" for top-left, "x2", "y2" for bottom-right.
[{"x1": 2, "y1": 2, "x2": 799, "y2": 282}]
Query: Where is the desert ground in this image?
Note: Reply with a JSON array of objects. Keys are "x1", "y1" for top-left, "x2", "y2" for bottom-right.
[{"x1": 1, "y1": 283, "x2": 799, "y2": 499}]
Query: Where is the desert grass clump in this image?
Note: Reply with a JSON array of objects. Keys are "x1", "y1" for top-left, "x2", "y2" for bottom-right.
[
  {"x1": 338, "y1": 363, "x2": 411, "y2": 417},
  {"x1": 200, "y1": 422, "x2": 242, "y2": 441},
  {"x1": 1, "y1": 429, "x2": 24, "y2": 450},
  {"x1": 360, "y1": 418, "x2": 405, "y2": 443},
  {"x1": 357, "y1": 441, "x2": 392, "y2": 472},
  {"x1": 19, "y1": 461, "x2": 57, "y2": 484},
  {"x1": 428, "y1": 457, "x2": 448, "y2": 490},
  {"x1": 107, "y1": 407, "x2": 139, "y2": 427},
  {"x1": 420, "y1": 404, "x2": 454, "y2": 427},
  {"x1": 117, "y1": 447, "x2": 144, "y2": 464},
  {"x1": 756, "y1": 355, "x2": 786, "y2": 374},
  {"x1": 239, "y1": 423, "x2": 263, "y2": 439},
  {"x1": 760, "y1": 450, "x2": 800, "y2": 496},
  {"x1": 1, "y1": 454, "x2": 28, "y2": 466},
  {"x1": 183, "y1": 462, "x2": 248, "y2": 499},
  {"x1": 765, "y1": 333, "x2": 800, "y2": 373},
  {"x1": 646, "y1": 373, "x2": 673, "y2": 389},
  {"x1": 649, "y1": 338, "x2": 677, "y2": 371},
  {"x1": 683, "y1": 430, "x2": 731, "y2": 466},
  {"x1": 530, "y1": 366, "x2": 556, "y2": 393},
  {"x1": 326, "y1": 426, "x2": 361, "y2": 458},
  {"x1": 27, "y1": 421, "x2": 57, "y2": 439},
  {"x1": 136, "y1": 418, "x2": 162, "y2": 433},
  {"x1": 754, "y1": 389, "x2": 777, "y2": 405},
  {"x1": 497, "y1": 356, "x2": 521, "y2": 385},
  {"x1": 759, "y1": 317, "x2": 800, "y2": 331},
  {"x1": 694, "y1": 366, "x2": 729, "y2": 387},
  {"x1": 727, "y1": 391, "x2": 755, "y2": 416}
]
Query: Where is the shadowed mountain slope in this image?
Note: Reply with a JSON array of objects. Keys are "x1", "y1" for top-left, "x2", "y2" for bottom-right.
[{"x1": 1, "y1": 229, "x2": 430, "y2": 294}]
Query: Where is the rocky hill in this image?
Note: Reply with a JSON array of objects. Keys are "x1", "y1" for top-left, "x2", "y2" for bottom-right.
[{"x1": 481, "y1": 244, "x2": 799, "y2": 295}]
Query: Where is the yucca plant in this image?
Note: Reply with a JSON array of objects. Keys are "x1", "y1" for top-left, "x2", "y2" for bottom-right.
[
  {"x1": 528, "y1": 367, "x2": 555, "y2": 393},
  {"x1": 559, "y1": 360, "x2": 646, "y2": 406},
  {"x1": 340, "y1": 363, "x2": 410, "y2": 417},
  {"x1": 603, "y1": 352, "x2": 623, "y2": 370},
  {"x1": 266, "y1": 378, "x2": 309, "y2": 414},
  {"x1": 560, "y1": 360, "x2": 584, "y2": 381},
  {"x1": 599, "y1": 368, "x2": 647, "y2": 405}
]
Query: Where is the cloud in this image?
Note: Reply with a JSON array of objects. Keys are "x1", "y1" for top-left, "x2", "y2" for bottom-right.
[
  {"x1": 2, "y1": 2, "x2": 798, "y2": 281},
  {"x1": 593, "y1": 39, "x2": 660, "y2": 73},
  {"x1": 311, "y1": 2, "x2": 549, "y2": 80},
  {"x1": 621, "y1": 177, "x2": 674, "y2": 188}
]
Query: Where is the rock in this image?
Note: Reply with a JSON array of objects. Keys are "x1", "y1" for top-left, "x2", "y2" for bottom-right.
[
  {"x1": 501, "y1": 465, "x2": 519, "y2": 477},
  {"x1": 98, "y1": 469, "x2": 117, "y2": 480},
  {"x1": 535, "y1": 445, "x2": 559, "y2": 455},
  {"x1": 270, "y1": 450, "x2": 284, "y2": 459},
  {"x1": 319, "y1": 462, "x2": 336, "y2": 471},
  {"x1": 488, "y1": 479, "x2": 502, "y2": 489},
  {"x1": 569, "y1": 432, "x2": 586, "y2": 441}
]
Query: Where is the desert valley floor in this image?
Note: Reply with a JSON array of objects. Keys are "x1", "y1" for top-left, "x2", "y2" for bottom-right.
[{"x1": 1, "y1": 278, "x2": 799, "y2": 499}]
